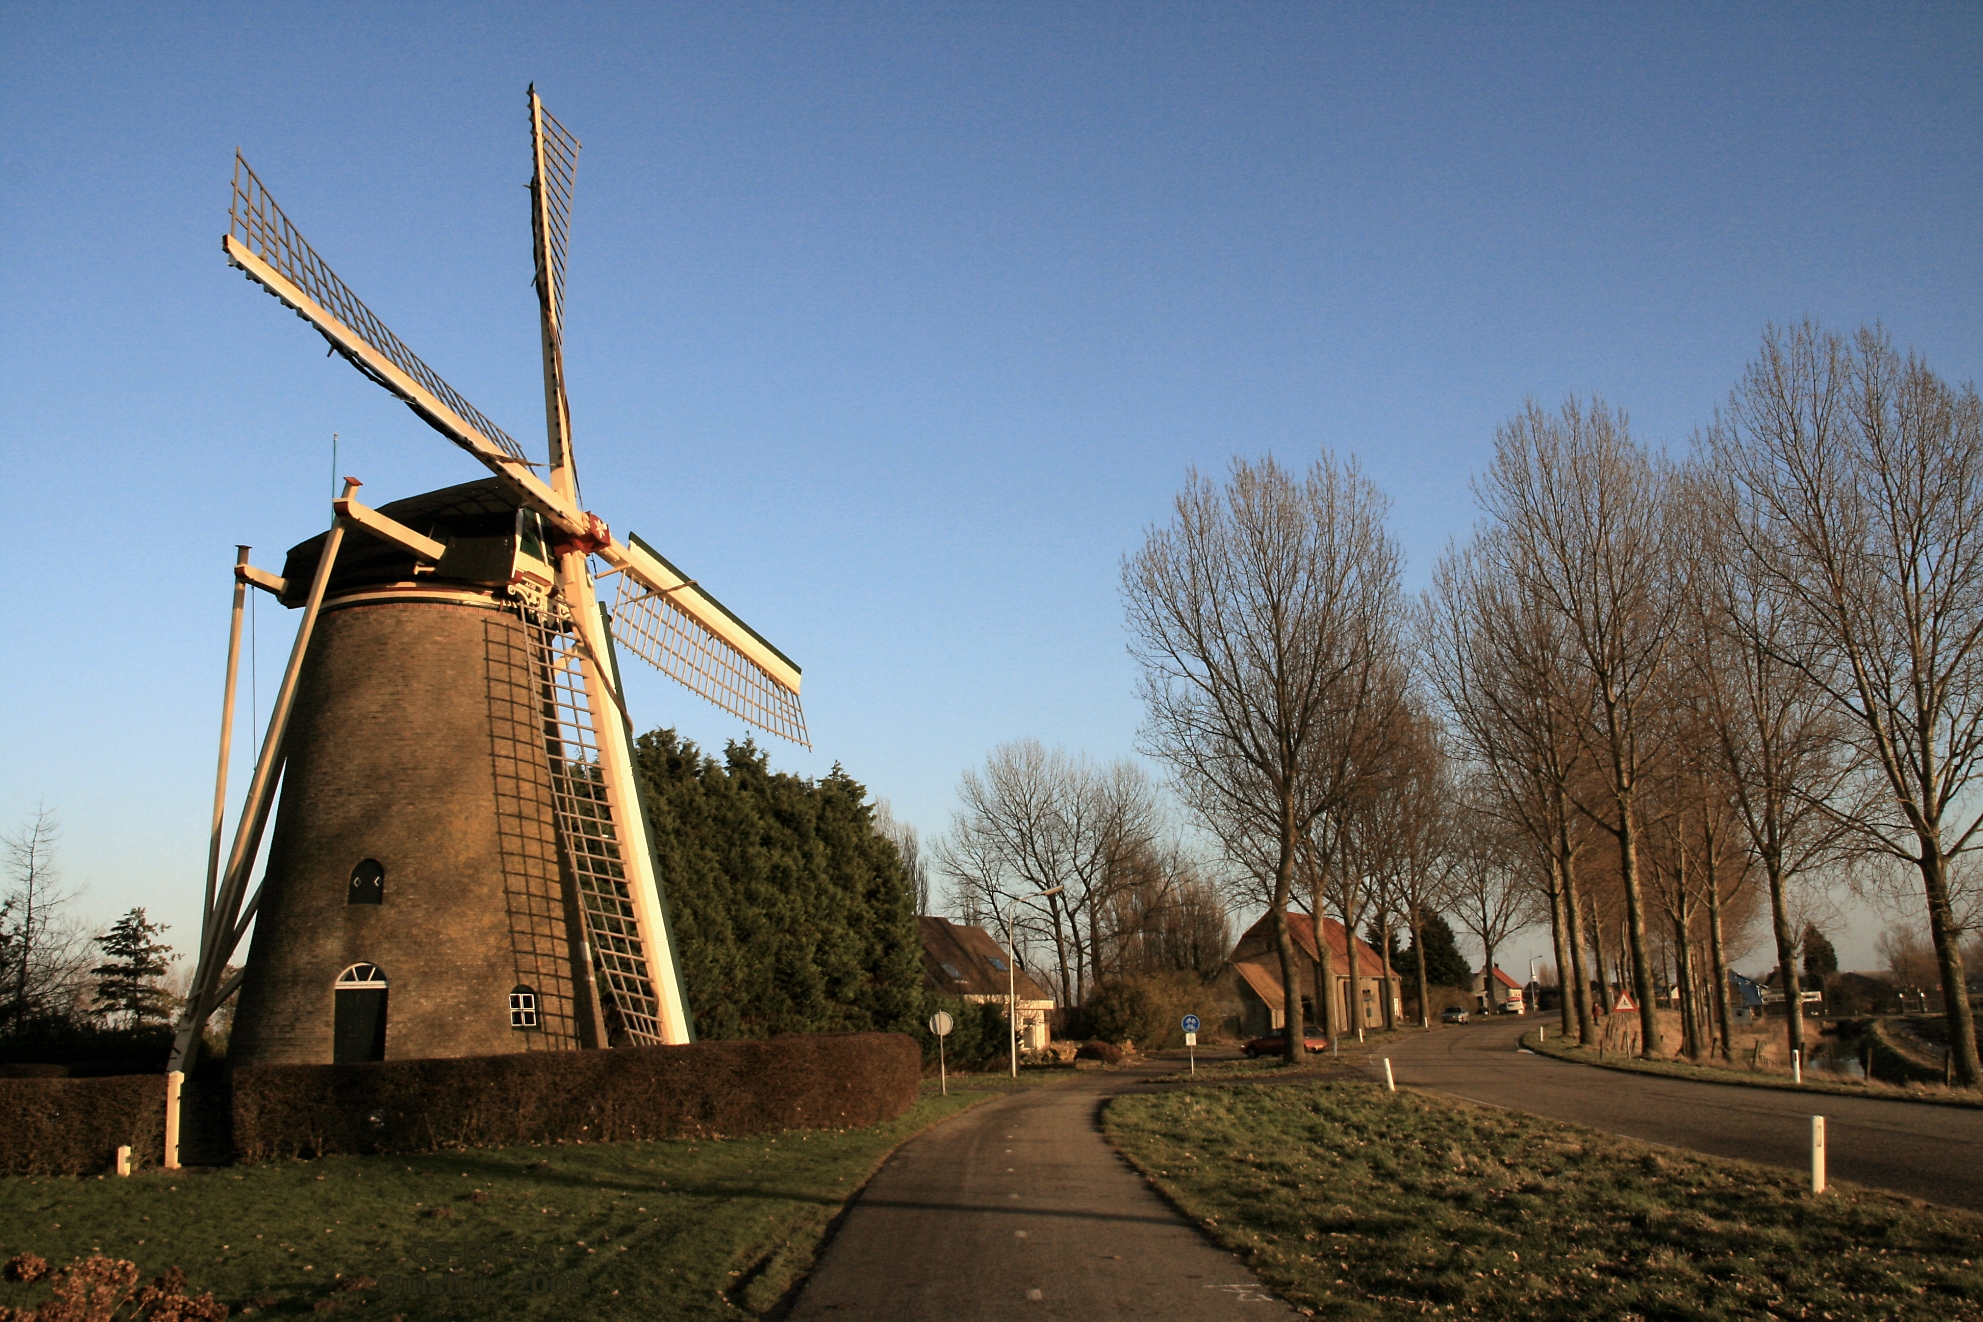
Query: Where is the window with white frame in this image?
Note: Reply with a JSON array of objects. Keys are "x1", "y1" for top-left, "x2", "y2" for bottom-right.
[{"x1": 509, "y1": 984, "x2": 539, "y2": 1030}]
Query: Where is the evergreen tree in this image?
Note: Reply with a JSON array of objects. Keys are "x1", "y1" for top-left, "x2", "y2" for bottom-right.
[
  {"x1": 634, "y1": 730, "x2": 925, "y2": 1040},
  {"x1": 90, "y1": 908, "x2": 176, "y2": 1029},
  {"x1": 1402, "y1": 912, "x2": 1472, "y2": 987},
  {"x1": 1365, "y1": 922, "x2": 1408, "y2": 970},
  {"x1": 1802, "y1": 924, "x2": 1839, "y2": 989}
]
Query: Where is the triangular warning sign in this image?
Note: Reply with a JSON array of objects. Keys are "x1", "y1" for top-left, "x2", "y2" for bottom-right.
[{"x1": 1612, "y1": 989, "x2": 1637, "y2": 1013}]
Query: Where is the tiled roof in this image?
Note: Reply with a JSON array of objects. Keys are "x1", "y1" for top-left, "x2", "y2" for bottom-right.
[
  {"x1": 1231, "y1": 911, "x2": 1398, "y2": 979},
  {"x1": 918, "y1": 916, "x2": 1054, "y2": 1004},
  {"x1": 1233, "y1": 959, "x2": 1285, "y2": 1006}
]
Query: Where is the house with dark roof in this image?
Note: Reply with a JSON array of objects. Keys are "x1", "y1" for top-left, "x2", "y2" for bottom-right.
[
  {"x1": 918, "y1": 916, "x2": 1057, "y2": 1049},
  {"x1": 1224, "y1": 911, "x2": 1399, "y2": 1037}
]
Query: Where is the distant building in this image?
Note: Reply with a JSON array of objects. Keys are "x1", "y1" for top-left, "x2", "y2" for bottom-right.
[
  {"x1": 1728, "y1": 970, "x2": 1765, "y2": 1020},
  {"x1": 1223, "y1": 912, "x2": 1399, "y2": 1037},
  {"x1": 918, "y1": 916, "x2": 1056, "y2": 1050},
  {"x1": 1473, "y1": 966, "x2": 1525, "y2": 1014}
]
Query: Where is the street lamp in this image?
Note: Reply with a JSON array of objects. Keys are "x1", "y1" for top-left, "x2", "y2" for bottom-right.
[{"x1": 992, "y1": 886, "x2": 1064, "y2": 1078}]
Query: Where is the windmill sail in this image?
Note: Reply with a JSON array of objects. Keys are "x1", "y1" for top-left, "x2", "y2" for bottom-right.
[
  {"x1": 227, "y1": 154, "x2": 536, "y2": 469},
  {"x1": 224, "y1": 145, "x2": 808, "y2": 747},
  {"x1": 610, "y1": 537, "x2": 810, "y2": 748},
  {"x1": 530, "y1": 94, "x2": 580, "y2": 339}
]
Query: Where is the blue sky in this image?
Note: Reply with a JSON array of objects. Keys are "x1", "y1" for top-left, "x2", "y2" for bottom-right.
[{"x1": 2, "y1": 3, "x2": 1977, "y2": 975}]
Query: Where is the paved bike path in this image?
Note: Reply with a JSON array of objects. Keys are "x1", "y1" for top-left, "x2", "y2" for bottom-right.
[{"x1": 786, "y1": 1065, "x2": 1298, "y2": 1321}]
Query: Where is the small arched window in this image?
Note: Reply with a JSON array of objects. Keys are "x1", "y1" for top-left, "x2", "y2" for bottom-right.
[
  {"x1": 348, "y1": 860, "x2": 385, "y2": 906},
  {"x1": 510, "y1": 985, "x2": 539, "y2": 1030}
]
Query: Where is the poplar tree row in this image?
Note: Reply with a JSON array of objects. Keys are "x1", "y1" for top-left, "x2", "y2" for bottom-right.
[{"x1": 1124, "y1": 322, "x2": 1982, "y2": 1083}]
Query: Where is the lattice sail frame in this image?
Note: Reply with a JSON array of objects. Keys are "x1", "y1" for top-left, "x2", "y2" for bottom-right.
[
  {"x1": 531, "y1": 100, "x2": 580, "y2": 335},
  {"x1": 521, "y1": 602, "x2": 667, "y2": 1046},
  {"x1": 611, "y1": 574, "x2": 811, "y2": 747},
  {"x1": 228, "y1": 152, "x2": 534, "y2": 466}
]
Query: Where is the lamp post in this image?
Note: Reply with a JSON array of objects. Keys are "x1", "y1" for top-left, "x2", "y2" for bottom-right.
[{"x1": 994, "y1": 886, "x2": 1064, "y2": 1078}]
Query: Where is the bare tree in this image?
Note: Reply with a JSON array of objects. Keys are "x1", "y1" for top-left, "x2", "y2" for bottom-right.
[
  {"x1": 1475, "y1": 397, "x2": 1675, "y2": 1057},
  {"x1": 1379, "y1": 719, "x2": 1461, "y2": 1028},
  {"x1": 1124, "y1": 453, "x2": 1403, "y2": 1061},
  {"x1": 1100, "y1": 839, "x2": 1230, "y2": 977},
  {"x1": 1674, "y1": 465, "x2": 1857, "y2": 1067},
  {"x1": 1447, "y1": 781, "x2": 1541, "y2": 1000},
  {"x1": 1425, "y1": 533, "x2": 1601, "y2": 1043},
  {"x1": 1707, "y1": 322, "x2": 1983, "y2": 1085},
  {"x1": 872, "y1": 800, "x2": 932, "y2": 916},
  {"x1": 1, "y1": 805, "x2": 92, "y2": 1030},
  {"x1": 935, "y1": 741, "x2": 1160, "y2": 1005}
]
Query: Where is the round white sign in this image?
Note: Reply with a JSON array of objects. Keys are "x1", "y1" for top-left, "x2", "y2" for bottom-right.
[{"x1": 928, "y1": 1010, "x2": 955, "y2": 1037}]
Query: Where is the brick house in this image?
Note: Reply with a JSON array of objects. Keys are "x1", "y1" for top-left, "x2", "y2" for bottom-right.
[
  {"x1": 1223, "y1": 912, "x2": 1400, "y2": 1037},
  {"x1": 918, "y1": 916, "x2": 1056, "y2": 1050}
]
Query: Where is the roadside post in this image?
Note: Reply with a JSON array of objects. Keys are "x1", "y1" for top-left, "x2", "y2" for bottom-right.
[
  {"x1": 1182, "y1": 1014, "x2": 1200, "y2": 1076},
  {"x1": 1793, "y1": 1049, "x2": 1802, "y2": 1085},
  {"x1": 929, "y1": 1010, "x2": 955, "y2": 1097},
  {"x1": 1383, "y1": 1058, "x2": 1395, "y2": 1092},
  {"x1": 1810, "y1": 1115, "x2": 1826, "y2": 1194}
]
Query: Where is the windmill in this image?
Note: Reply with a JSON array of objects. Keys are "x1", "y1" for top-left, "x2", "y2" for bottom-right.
[{"x1": 164, "y1": 89, "x2": 807, "y2": 1144}]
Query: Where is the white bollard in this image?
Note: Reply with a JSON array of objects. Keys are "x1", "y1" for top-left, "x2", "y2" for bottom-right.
[
  {"x1": 1811, "y1": 1115, "x2": 1826, "y2": 1194},
  {"x1": 115, "y1": 1145, "x2": 131, "y2": 1178},
  {"x1": 1539, "y1": 1025, "x2": 1546, "y2": 1043},
  {"x1": 1383, "y1": 1058, "x2": 1395, "y2": 1092},
  {"x1": 163, "y1": 1070, "x2": 183, "y2": 1171},
  {"x1": 1793, "y1": 1050, "x2": 1802, "y2": 1085}
]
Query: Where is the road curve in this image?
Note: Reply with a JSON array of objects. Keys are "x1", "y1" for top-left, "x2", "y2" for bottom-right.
[
  {"x1": 787, "y1": 1066, "x2": 1300, "y2": 1321},
  {"x1": 1366, "y1": 1017, "x2": 1983, "y2": 1212}
]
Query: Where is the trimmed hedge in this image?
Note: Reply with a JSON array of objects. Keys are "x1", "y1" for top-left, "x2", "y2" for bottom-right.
[
  {"x1": 231, "y1": 1031, "x2": 920, "y2": 1161},
  {"x1": 0, "y1": 1075, "x2": 164, "y2": 1176}
]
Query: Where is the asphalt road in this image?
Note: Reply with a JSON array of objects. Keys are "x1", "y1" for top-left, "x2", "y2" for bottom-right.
[
  {"x1": 1369, "y1": 1016, "x2": 1983, "y2": 1212},
  {"x1": 786, "y1": 1065, "x2": 1300, "y2": 1322}
]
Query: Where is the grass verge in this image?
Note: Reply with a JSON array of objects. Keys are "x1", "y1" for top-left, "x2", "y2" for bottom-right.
[
  {"x1": 1521, "y1": 1027, "x2": 1983, "y2": 1110},
  {"x1": 0, "y1": 1072, "x2": 1060, "y2": 1320},
  {"x1": 1106, "y1": 1075, "x2": 1983, "y2": 1320}
]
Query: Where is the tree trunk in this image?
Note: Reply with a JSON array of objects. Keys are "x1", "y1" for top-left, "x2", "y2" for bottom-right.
[
  {"x1": 1341, "y1": 885, "x2": 1366, "y2": 1041},
  {"x1": 1562, "y1": 843, "x2": 1596, "y2": 1042},
  {"x1": 1272, "y1": 807, "x2": 1304, "y2": 1063},
  {"x1": 1379, "y1": 914, "x2": 1397, "y2": 1030},
  {"x1": 1588, "y1": 884, "x2": 1611, "y2": 1017},
  {"x1": 1763, "y1": 851, "x2": 1805, "y2": 1067},
  {"x1": 1545, "y1": 855, "x2": 1574, "y2": 1039},
  {"x1": 1411, "y1": 904, "x2": 1431, "y2": 1029},
  {"x1": 1316, "y1": 911, "x2": 1338, "y2": 1042},
  {"x1": 1673, "y1": 909, "x2": 1700, "y2": 1061},
  {"x1": 1919, "y1": 849, "x2": 1982, "y2": 1086},
  {"x1": 1707, "y1": 870, "x2": 1735, "y2": 1061},
  {"x1": 1615, "y1": 808, "x2": 1661, "y2": 1058}
]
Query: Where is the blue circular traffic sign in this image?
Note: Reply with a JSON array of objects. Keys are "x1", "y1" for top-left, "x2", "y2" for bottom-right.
[{"x1": 1181, "y1": 1014, "x2": 1201, "y2": 1032}]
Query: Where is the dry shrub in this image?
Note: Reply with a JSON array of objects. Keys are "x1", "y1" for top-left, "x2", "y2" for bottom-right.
[{"x1": 0, "y1": 1255, "x2": 224, "y2": 1322}]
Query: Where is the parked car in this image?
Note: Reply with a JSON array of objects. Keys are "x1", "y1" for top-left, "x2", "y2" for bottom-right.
[
  {"x1": 1440, "y1": 1007, "x2": 1470, "y2": 1025},
  {"x1": 1498, "y1": 999, "x2": 1526, "y2": 1015},
  {"x1": 1241, "y1": 1027, "x2": 1329, "y2": 1058}
]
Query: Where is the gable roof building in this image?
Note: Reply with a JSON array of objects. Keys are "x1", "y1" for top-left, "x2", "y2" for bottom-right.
[
  {"x1": 918, "y1": 916, "x2": 1055, "y2": 1049},
  {"x1": 1225, "y1": 911, "x2": 1400, "y2": 1036}
]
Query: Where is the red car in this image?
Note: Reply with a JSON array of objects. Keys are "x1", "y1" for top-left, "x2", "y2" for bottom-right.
[{"x1": 1241, "y1": 1028, "x2": 1329, "y2": 1058}]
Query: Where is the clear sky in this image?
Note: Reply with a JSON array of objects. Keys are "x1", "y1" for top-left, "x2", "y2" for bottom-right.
[{"x1": 3, "y1": 3, "x2": 1977, "y2": 979}]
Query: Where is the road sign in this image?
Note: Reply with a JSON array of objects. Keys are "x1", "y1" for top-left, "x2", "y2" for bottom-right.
[
  {"x1": 1181, "y1": 1014, "x2": 1201, "y2": 1033},
  {"x1": 928, "y1": 1010, "x2": 955, "y2": 1037},
  {"x1": 1184, "y1": 1032, "x2": 1197, "y2": 1047}
]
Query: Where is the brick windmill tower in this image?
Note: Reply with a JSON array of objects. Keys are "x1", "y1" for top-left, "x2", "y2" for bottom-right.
[{"x1": 168, "y1": 89, "x2": 808, "y2": 1085}]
